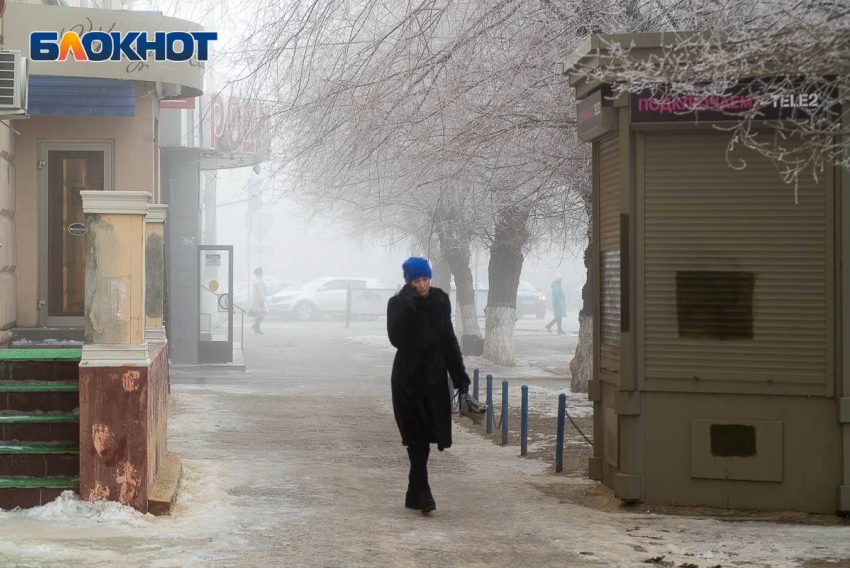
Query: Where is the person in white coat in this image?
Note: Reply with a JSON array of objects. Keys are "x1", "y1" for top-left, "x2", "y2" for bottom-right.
[{"x1": 252, "y1": 267, "x2": 268, "y2": 334}]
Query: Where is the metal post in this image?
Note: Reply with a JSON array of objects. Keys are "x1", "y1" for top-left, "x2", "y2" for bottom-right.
[
  {"x1": 521, "y1": 385, "x2": 528, "y2": 456},
  {"x1": 448, "y1": 378, "x2": 455, "y2": 407},
  {"x1": 473, "y1": 368, "x2": 480, "y2": 400},
  {"x1": 459, "y1": 392, "x2": 466, "y2": 416},
  {"x1": 345, "y1": 284, "x2": 351, "y2": 328},
  {"x1": 501, "y1": 381, "x2": 509, "y2": 446},
  {"x1": 486, "y1": 374, "x2": 494, "y2": 434},
  {"x1": 556, "y1": 393, "x2": 566, "y2": 473}
]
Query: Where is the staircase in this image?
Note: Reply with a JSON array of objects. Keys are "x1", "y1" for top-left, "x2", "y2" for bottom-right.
[{"x1": 0, "y1": 348, "x2": 82, "y2": 509}]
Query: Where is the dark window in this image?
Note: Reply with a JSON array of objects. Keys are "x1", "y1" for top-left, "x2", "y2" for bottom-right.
[
  {"x1": 710, "y1": 423, "x2": 757, "y2": 457},
  {"x1": 676, "y1": 271, "x2": 754, "y2": 340}
]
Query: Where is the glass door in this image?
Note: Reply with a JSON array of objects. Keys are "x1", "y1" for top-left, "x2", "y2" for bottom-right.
[
  {"x1": 38, "y1": 143, "x2": 113, "y2": 327},
  {"x1": 198, "y1": 246, "x2": 234, "y2": 364}
]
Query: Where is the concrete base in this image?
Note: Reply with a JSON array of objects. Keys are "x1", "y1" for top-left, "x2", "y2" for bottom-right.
[
  {"x1": 145, "y1": 327, "x2": 167, "y2": 343},
  {"x1": 79, "y1": 343, "x2": 169, "y2": 512},
  {"x1": 148, "y1": 452, "x2": 182, "y2": 516},
  {"x1": 81, "y1": 343, "x2": 151, "y2": 367}
]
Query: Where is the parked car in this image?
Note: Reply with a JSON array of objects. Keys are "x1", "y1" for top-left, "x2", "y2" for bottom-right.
[
  {"x1": 268, "y1": 277, "x2": 385, "y2": 321},
  {"x1": 516, "y1": 280, "x2": 547, "y2": 319},
  {"x1": 449, "y1": 280, "x2": 546, "y2": 319},
  {"x1": 232, "y1": 279, "x2": 298, "y2": 315}
]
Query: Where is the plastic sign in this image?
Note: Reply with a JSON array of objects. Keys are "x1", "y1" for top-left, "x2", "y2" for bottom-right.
[
  {"x1": 68, "y1": 223, "x2": 87, "y2": 236},
  {"x1": 30, "y1": 31, "x2": 217, "y2": 62}
]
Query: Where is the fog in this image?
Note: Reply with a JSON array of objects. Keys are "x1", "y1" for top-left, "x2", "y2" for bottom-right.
[{"x1": 210, "y1": 166, "x2": 587, "y2": 308}]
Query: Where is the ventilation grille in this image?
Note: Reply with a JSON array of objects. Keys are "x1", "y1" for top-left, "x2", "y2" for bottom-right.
[{"x1": 0, "y1": 51, "x2": 27, "y2": 112}]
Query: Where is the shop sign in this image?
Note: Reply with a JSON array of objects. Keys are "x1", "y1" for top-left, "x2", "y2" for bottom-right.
[
  {"x1": 68, "y1": 223, "x2": 87, "y2": 236},
  {"x1": 631, "y1": 82, "x2": 838, "y2": 123},
  {"x1": 205, "y1": 253, "x2": 221, "y2": 267},
  {"x1": 577, "y1": 89, "x2": 618, "y2": 142},
  {"x1": 208, "y1": 95, "x2": 266, "y2": 156},
  {"x1": 30, "y1": 31, "x2": 217, "y2": 63}
]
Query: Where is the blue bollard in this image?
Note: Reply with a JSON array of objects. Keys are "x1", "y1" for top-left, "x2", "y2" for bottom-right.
[
  {"x1": 501, "y1": 381, "x2": 509, "y2": 446},
  {"x1": 459, "y1": 392, "x2": 466, "y2": 417},
  {"x1": 448, "y1": 378, "x2": 455, "y2": 408},
  {"x1": 473, "y1": 369, "x2": 480, "y2": 400},
  {"x1": 556, "y1": 393, "x2": 566, "y2": 473},
  {"x1": 521, "y1": 385, "x2": 529, "y2": 456},
  {"x1": 486, "y1": 374, "x2": 494, "y2": 434}
]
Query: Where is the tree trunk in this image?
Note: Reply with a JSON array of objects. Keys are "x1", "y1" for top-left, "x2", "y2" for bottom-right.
[
  {"x1": 432, "y1": 253, "x2": 451, "y2": 291},
  {"x1": 570, "y1": 234, "x2": 594, "y2": 393},
  {"x1": 444, "y1": 243, "x2": 481, "y2": 339},
  {"x1": 483, "y1": 211, "x2": 528, "y2": 366}
]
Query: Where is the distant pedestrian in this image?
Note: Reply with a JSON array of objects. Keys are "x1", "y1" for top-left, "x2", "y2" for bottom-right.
[
  {"x1": 252, "y1": 267, "x2": 268, "y2": 334},
  {"x1": 545, "y1": 274, "x2": 567, "y2": 335},
  {"x1": 387, "y1": 257, "x2": 470, "y2": 514}
]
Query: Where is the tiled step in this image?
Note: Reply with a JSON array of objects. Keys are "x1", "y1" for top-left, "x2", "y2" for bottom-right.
[
  {"x1": 0, "y1": 349, "x2": 81, "y2": 382},
  {"x1": 0, "y1": 443, "x2": 79, "y2": 453},
  {"x1": 0, "y1": 476, "x2": 79, "y2": 509},
  {"x1": 0, "y1": 444, "x2": 79, "y2": 477},
  {"x1": 0, "y1": 383, "x2": 79, "y2": 392},
  {"x1": 0, "y1": 382, "x2": 79, "y2": 412},
  {"x1": 0, "y1": 412, "x2": 80, "y2": 442}
]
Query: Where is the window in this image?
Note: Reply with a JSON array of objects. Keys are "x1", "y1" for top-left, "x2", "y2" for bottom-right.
[{"x1": 676, "y1": 271, "x2": 755, "y2": 340}]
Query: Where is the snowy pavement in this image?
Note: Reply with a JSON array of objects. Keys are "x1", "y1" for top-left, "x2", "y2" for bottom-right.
[{"x1": 0, "y1": 317, "x2": 848, "y2": 567}]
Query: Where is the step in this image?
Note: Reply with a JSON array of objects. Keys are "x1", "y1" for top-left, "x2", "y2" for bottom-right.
[
  {"x1": 0, "y1": 382, "x2": 79, "y2": 392},
  {"x1": 0, "y1": 383, "x2": 80, "y2": 413},
  {"x1": 0, "y1": 445, "x2": 79, "y2": 477},
  {"x1": 0, "y1": 412, "x2": 80, "y2": 443},
  {"x1": 0, "y1": 443, "x2": 79, "y2": 454},
  {"x1": 0, "y1": 350, "x2": 81, "y2": 382},
  {"x1": 0, "y1": 476, "x2": 79, "y2": 488},
  {"x1": 0, "y1": 476, "x2": 79, "y2": 509},
  {"x1": 0, "y1": 413, "x2": 80, "y2": 423},
  {"x1": 0, "y1": 349, "x2": 82, "y2": 361},
  {"x1": 0, "y1": 382, "x2": 80, "y2": 413}
]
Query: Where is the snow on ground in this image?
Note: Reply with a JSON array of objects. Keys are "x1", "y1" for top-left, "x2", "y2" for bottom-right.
[
  {"x1": 346, "y1": 334, "x2": 394, "y2": 352},
  {"x1": 0, "y1": 459, "x2": 245, "y2": 567}
]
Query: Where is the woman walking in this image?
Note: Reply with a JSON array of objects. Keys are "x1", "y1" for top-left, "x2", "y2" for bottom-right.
[
  {"x1": 251, "y1": 267, "x2": 268, "y2": 334},
  {"x1": 387, "y1": 257, "x2": 470, "y2": 514},
  {"x1": 545, "y1": 274, "x2": 567, "y2": 334}
]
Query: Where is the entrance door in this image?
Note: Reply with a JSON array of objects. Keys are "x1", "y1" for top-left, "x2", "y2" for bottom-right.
[
  {"x1": 198, "y1": 246, "x2": 234, "y2": 364},
  {"x1": 38, "y1": 142, "x2": 114, "y2": 327}
]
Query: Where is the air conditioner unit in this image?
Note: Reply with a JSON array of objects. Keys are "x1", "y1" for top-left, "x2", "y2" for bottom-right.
[{"x1": 0, "y1": 51, "x2": 28, "y2": 118}]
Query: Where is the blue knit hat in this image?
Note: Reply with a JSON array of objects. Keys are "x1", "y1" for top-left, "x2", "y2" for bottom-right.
[{"x1": 402, "y1": 257, "x2": 432, "y2": 283}]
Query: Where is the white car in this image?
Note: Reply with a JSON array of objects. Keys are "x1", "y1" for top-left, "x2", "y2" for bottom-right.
[
  {"x1": 268, "y1": 277, "x2": 385, "y2": 321},
  {"x1": 232, "y1": 279, "x2": 298, "y2": 315}
]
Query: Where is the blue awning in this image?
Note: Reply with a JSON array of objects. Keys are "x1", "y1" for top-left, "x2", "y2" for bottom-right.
[{"x1": 28, "y1": 75, "x2": 136, "y2": 116}]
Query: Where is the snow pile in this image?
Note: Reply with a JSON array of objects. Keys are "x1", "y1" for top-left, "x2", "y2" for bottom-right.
[
  {"x1": 523, "y1": 384, "x2": 592, "y2": 418},
  {"x1": 23, "y1": 490, "x2": 150, "y2": 528}
]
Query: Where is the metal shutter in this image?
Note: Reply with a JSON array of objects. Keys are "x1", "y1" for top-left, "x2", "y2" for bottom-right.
[
  {"x1": 599, "y1": 135, "x2": 620, "y2": 378},
  {"x1": 644, "y1": 133, "x2": 829, "y2": 388}
]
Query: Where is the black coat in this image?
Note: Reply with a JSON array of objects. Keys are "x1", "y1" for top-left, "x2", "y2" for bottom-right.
[{"x1": 387, "y1": 285, "x2": 470, "y2": 450}]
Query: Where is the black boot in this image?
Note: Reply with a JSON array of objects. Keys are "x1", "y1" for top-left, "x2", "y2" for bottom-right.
[
  {"x1": 406, "y1": 445, "x2": 436, "y2": 513},
  {"x1": 405, "y1": 452, "x2": 420, "y2": 510}
]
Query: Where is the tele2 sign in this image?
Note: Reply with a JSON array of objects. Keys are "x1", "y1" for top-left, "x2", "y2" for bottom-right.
[{"x1": 30, "y1": 31, "x2": 217, "y2": 62}]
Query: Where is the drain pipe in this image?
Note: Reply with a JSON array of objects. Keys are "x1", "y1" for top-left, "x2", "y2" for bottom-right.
[{"x1": 841, "y1": 107, "x2": 850, "y2": 512}]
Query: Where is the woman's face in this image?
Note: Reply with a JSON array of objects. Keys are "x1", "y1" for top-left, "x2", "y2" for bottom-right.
[{"x1": 410, "y1": 276, "x2": 431, "y2": 296}]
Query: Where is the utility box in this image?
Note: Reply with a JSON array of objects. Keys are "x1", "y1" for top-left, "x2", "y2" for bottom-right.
[{"x1": 566, "y1": 33, "x2": 848, "y2": 514}]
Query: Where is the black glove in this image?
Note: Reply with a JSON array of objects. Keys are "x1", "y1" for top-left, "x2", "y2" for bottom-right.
[{"x1": 456, "y1": 379, "x2": 470, "y2": 395}]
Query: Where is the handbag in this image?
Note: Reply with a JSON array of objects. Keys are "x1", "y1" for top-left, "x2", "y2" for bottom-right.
[{"x1": 460, "y1": 394, "x2": 488, "y2": 424}]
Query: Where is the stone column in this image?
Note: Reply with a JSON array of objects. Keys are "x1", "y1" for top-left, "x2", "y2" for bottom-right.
[
  {"x1": 145, "y1": 204, "x2": 168, "y2": 343},
  {"x1": 79, "y1": 191, "x2": 151, "y2": 367}
]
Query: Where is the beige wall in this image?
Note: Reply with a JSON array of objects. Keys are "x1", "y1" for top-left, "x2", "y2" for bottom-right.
[
  {"x1": 0, "y1": 122, "x2": 17, "y2": 329},
  {"x1": 15, "y1": 81, "x2": 158, "y2": 326}
]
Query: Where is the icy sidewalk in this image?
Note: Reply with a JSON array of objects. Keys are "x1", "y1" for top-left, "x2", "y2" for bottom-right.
[{"x1": 0, "y1": 458, "x2": 247, "y2": 566}]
